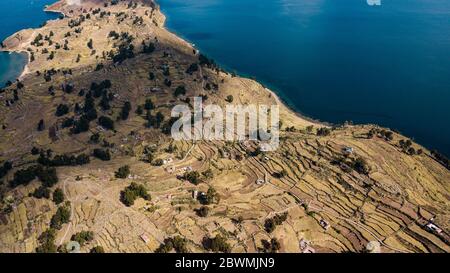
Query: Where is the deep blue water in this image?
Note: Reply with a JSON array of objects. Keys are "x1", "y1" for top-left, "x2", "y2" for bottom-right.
[
  {"x1": 0, "y1": 0, "x2": 59, "y2": 87},
  {"x1": 159, "y1": 0, "x2": 450, "y2": 156}
]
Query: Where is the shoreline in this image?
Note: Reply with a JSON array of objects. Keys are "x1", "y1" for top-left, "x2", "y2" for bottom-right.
[
  {"x1": 158, "y1": 1, "x2": 329, "y2": 127},
  {"x1": 2, "y1": 0, "x2": 326, "y2": 127},
  {"x1": 0, "y1": 0, "x2": 445, "y2": 156},
  {"x1": 0, "y1": 1, "x2": 65, "y2": 82}
]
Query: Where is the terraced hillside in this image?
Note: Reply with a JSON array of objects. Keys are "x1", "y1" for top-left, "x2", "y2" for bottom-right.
[{"x1": 0, "y1": 0, "x2": 448, "y2": 253}]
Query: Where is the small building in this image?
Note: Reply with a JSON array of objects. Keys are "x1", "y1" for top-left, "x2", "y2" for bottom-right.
[
  {"x1": 299, "y1": 239, "x2": 315, "y2": 253},
  {"x1": 140, "y1": 234, "x2": 150, "y2": 244},
  {"x1": 192, "y1": 190, "x2": 198, "y2": 200},
  {"x1": 342, "y1": 147, "x2": 354, "y2": 155},
  {"x1": 426, "y1": 223, "x2": 443, "y2": 234},
  {"x1": 256, "y1": 179, "x2": 265, "y2": 185},
  {"x1": 319, "y1": 219, "x2": 330, "y2": 230}
]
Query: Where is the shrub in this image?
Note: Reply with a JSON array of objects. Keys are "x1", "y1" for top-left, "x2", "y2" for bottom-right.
[
  {"x1": 317, "y1": 127, "x2": 331, "y2": 136},
  {"x1": 174, "y1": 86, "x2": 186, "y2": 97},
  {"x1": 32, "y1": 186, "x2": 51, "y2": 199},
  {"x1": 155, "y1": 236, "x2": 188, "y2": 253},
  {"x1": 56, "y1": 104, "x2": 69, "y2": 116},
  {"x1": 50, "y1": 202, "x2": 71, "y2": 230},
  {"x1": 10, "y1": 166, "x2": 37, "y2": 187},
  {"x1": 196, "y1": 206, "x2": 209, "y2": 217},
  {"x1": 90, "y1": 246, "x2": 105, "y2": 253},
  {"x1": 71, "y1": 231, "x2": 94, "y2": 246},
  {"x1": 120, "y1": 182, "x2": 151, "y2": 206},
  {"x1": 36, "y1": 229, "x2": 57, "y2": 253},
  {"x1": 36, "y1": 167, "x2": 58, "y2": 187},
  {"x1": 186, "y1": 63, "x2": 198, "y2": 74},
  {"x1": 37, "y1": 119, "x2": 45, "y2": 131},
  {"x1": 0, "y1": 161, "x2": 12, "y2": 179},
  {"x1": 93, "y1": 149, "x2": 111, "y2": 161},
  {"x1": 38, "y1": 153, "x2": 90, "y2": 167},
  {"x1": 53, "y1": 188, "x2": 65, "y2": 204},
  {"x1": 87, "y1": 39, "x2": 93, "y2": 49},
  {"x1": 142, "y1": 41, "x2": 155, "y2": 54},
  {"x1": 144, "y1": 98, "x2": 154, "y2": 110},
  {"x1": 71, "y1": 116, "x2": 90, "y2": 134},
  {"x1": 261, "y1": 238, "x2": 281, "y2": 253},
  {"x1": 264, "y1": 212, "x2": 288, "y2": 233},
  {"x1": 115, "y1": 165, "x2": 130, "y2": 179},
  {"x1": 353, "y1": 157, "x2": 370, "y2": 175},
  {"x1": 121, "y1": 101, "x2": 132, "y2": 120},
  {"x1": 184, "y1": 171, "x2": 201, "y2": 185},
  {"x1": 203, "y1": 234, "x2": 231, "y2": 253},
  {"x1": 98, "y1": 116, "x2": 115, "y2": 130}
]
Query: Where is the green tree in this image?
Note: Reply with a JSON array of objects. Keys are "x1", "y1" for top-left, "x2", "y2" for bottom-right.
[
  {"x1": 53, "y1": 188, "x2": 65, "y2": 205},
  {"x1": 71, "y1": 231, "x2": 94, "y2": 246},
  {"x1": 36, "y1": 229, "x2": 57, "y2": 253},
  {"x1": 90, "y1": 246, "x2": 105, "y2": 253},
  {"x1": 50, "y1": 203, "x2": 71, "y2": 230},
  {"x1": 115, "y1": 165, "x2": 130, "y2": 179}
]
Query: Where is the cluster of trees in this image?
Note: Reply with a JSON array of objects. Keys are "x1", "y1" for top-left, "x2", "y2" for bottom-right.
[
  {"x1": 199, "y1": 187, "x2": 219, "y2": 205},
  {"x1": 121, "y1": 101, "x2": 132, "y2": 120},
  {"x1": 37, "y1": 152, "x2": 90, "y2": 167},
  {"x1": 186, "y1": 63, "x2": 199, "y2": 75},
  {"x1": 90, "y1": 246, "x2": 105, "y2": 253},
  {"x1": 174, "y1": 86, "x2": 186, "y2": 97},
  {"x1": 98, "y1": 116, "x2": 115, "y2": 130},
  {"x1": 155, "y1": 236, "x2": 189, "y2": 253},
  {"x1": 93, "y1": 148, "x2": 111, "y2": 161},
  {"x1": 142, "y1": 41, "x2": 155, "y2": 54},
  {"x1": 53, "y1": 188, "x2": 65, "y2": 204},
  {"x1": 264, "y1": 212, "x2": 288, "y2": 233},
  {"x1": 198, "y1": 54, "x2": 217, "y2": 69},
  {"x1": 431, "y1": 150, "x2": 450, "y2": 170},
  {"x1": 0, "y1": 161, "x2": 12, "y2": 180},
  {"x1": 108, "y1": 30, "x2": 120, "y2": 40},
  {"x1": 379, "y1": 129, "x2": 394, "y2": 141},
  {"x1": 260, "y1": 238, "x2": 281, "y2": 253},
  {"x1": 10, "y1": 165, "x2": 58, "y2": 188},
  {"x1": 202, "y1": 234, "x2": 231, "y2": 253},
  {"x1": 71, "y1": 230, "x2": 94, "y2": 246},
  {"x1": 120, "y1": 182, "x2": 151, "y2": 206},
  {"x1": 115, "y1": 165, "x2": 130, "y2": 179},
  {"x1": 145, "y1": 110, "x2": 165, "y2": 129},
  {"x1": 111, "y1": 40, "x2": 135, "y2": 63},
  {"x1": 56, "y1": 104, "x2": 70, "y2": 117},
  {"x1": 70, "y1": 80, "x2": 114, "y2": 134},
  {"x1": 31, "y1": 186, "x2": 51, "y2": 199},
  {"x1": 50, "y1": 202, "x2": 71, "y2": 230},
  {"x1": 352, "y1": 157, "x2": 370, "y2": 175},
  {"x1": 399, "y1": 139, "x2": 421, "y2": 156},
  {"x1": 273, "y1": 169, "x2": 288, "y2": 179},
  {"x1": 196, "y1": 206, "x2": 209, "y2": 217},
  {"x1": 317, "y1": 127, "x2": 331, "y2": 137},
  {"x1": 183, "y1": 171, "x2": 201, "y2": 185},
  {"x1": 31, "y1": 33, "x2": 44, "y2": 47},
  {"x1": 367, "y1": 128, "x2": 394, "y2": 141},
  {"x1": 36, "y1": 229, "x2": 57, "y2": 253}
]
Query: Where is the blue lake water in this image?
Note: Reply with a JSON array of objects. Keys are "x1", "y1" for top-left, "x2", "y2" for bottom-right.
[
  {"x1": 0, "y1": 0, "x2": 59, "y2": 87},
  {"x1": 0, "y1": 0, "x2": 449, "y2": 157},
  {"x1": 159, "y1": 0, "x2": 450, "y2": 156}
]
